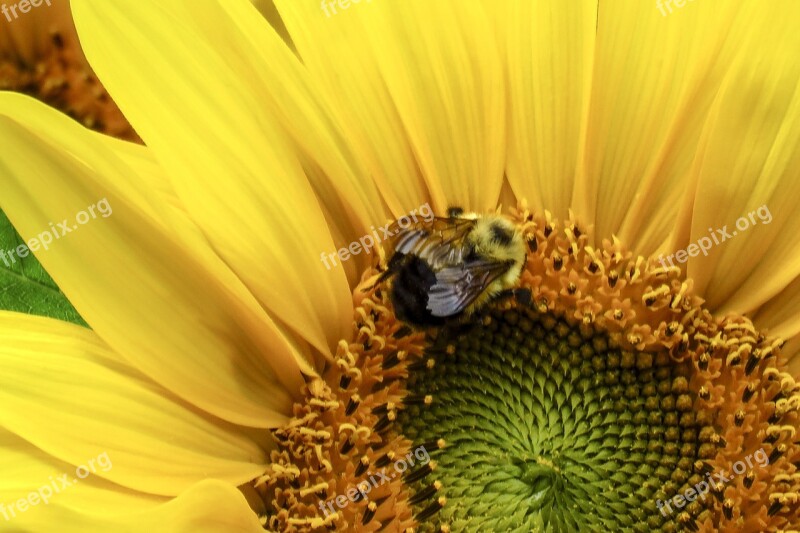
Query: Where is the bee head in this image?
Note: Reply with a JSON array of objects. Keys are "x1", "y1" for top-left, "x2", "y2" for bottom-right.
[
  {"x1": 446, "y1": 206, "x2": 465, "y2": 218},
  {"x1": 468, "y1": 216, "x2": 526, "y2": 265}
]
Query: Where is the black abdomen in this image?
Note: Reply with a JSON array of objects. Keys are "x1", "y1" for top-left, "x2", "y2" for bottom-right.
[{"x1": 390, "y1": 254, "x2": 445, "y2": 327}]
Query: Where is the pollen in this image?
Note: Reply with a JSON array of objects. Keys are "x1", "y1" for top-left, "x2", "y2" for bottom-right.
[
  {"x1": 253, "y1": 285, "x2": 438, "y2": 531},
  {"x1": 258, "y1": 206, "x2": 799, "y2": 532}
]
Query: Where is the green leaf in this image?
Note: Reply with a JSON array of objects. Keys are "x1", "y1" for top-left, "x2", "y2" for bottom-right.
[{"x1": 0, "y1": 209, "x2": 88, "y2": 327}]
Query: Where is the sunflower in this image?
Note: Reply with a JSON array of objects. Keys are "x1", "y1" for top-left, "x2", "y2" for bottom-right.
[{"x1": 1, "y1": 0, "x2": 799, "y2": 532}]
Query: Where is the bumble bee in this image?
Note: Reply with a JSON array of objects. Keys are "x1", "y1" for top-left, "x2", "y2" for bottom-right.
[{"x1": 377, "y1": 207, "x2": 527, "y2": 327}]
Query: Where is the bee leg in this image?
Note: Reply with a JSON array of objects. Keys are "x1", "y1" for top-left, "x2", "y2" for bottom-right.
[
  {"x1": 442, "y1": 318, "x2": 479, "y2": 336},
  {"x1": 512, "y1": 287, "x2": 532, "y2": 306},
  {"x1": 490, "y1": 287, "x2": 532, "y2": 307},
  {"x1": 362, "y1": 253, "x2": 407, "y2": 292}
]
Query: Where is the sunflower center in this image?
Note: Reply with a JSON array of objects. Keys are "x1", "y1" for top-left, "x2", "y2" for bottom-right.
[
  {"x1": 257, "y1": 207, "x2": 800, "y2": 533},
  {"x1": 398, "y1": 303, "x2": 705, "y2": 532}
]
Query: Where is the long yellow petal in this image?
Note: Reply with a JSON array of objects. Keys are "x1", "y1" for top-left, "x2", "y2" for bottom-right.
[
  {"x1": 273, "y1": 0, "x2": 429, "y2": 217},
  {"x1": 574, "y1": 1, "x2": 749, "y2": 253},
  {"x1": 0, "y1": 430, "x2": 166, "y2": 517},
  {"x1": 0, "y1": 94, "x2": 298, "y2": 428},
  {"x1": 753, "y1": 276, "x2": 800, "y2": 352},
  {"x1": 217, "y1": 0, "x2": 392, "y2": 255},
  {"x1": 1, "y1": 477, "x2": 262, "y2": 533},
  {"x1": 493, "y1": 0, "x2": 597, "y2": 219},
  {"x1": 276, "y1": 0, "x2": 505, "y2": 215},
  {"x1": 0, "y1": 313, "x2": 269, "y2": 496},
  {"x1": 88, "y1": 121, "x2": 319, "y2": 383},
  {"x1": 71, "y1": 0, "x2": 352, "y2": 361},
  {"x1": 680, "y1": 4, "x2": 800, "y2": 314}
]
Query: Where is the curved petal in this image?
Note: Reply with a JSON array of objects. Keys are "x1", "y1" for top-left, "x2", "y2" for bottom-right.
[
  {"x1": 212, "y1": 0, "x2": 395, "y2": 283},
  {"x1": 778, "y1": 334, "x2": 800, "y2": 378},
  {"x1": 71, "y1": 0, "x2": 353, "y2": 359},
  {"x1": 573, "y1": 1, "x2": 755, "y2": 252},
  {"x1": 1, "y1": 472, "x2": 262, "y2": 533},
  {"x1": 271, "y1": 0, "x2": 429, "y2": 216},
  {"x1": 216, "y1": 0, "x2": 391, "y2": 223},
  {"x1": 87, "y1": 128, "x2": 323, "y2": 381},
  {"x1": 680, "y1": 5, "x2": 800, "y2": 313},
  {"x1": 0, "y1": 313, "x2": 269, "y2": 497},
  {"x1": 493, "y1": 0, "x2": 597, "y2": 219},
  {"x1": 83, "y1": 131, "x2": 181, "y2": 230},
  {"x1": 752, "y1": 273, "x2": 800, "y2": 365},
  {"x1": 137, "y1": 480, "x2": 264, "y2": 533},
  {"x1": 275, "y1": 0, "x2": 505, "y2": 215},
  {"x1": 0, "y1": 93, "x2": 299, "y2": 428},
  {"x1": 0, "y1": 430, "x2": 166, "y2": 517}
]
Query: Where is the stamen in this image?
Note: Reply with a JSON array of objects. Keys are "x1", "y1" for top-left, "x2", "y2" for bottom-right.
[{"x1": 258, "y1": 208, "x2": 800, "y2": 531}]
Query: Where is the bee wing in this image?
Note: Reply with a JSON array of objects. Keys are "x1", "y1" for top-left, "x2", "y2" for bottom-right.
[
  {"x1": 426, "y1": 259, "x2": 514, "y2": 317},
  {"x1": 391, "y1": 217, "x2": 476, "y2": 268}
]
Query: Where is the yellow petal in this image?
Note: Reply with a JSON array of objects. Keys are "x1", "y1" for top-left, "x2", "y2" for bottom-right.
[
  {"x1": 272, "y1": 0, "x2": 429, "y2": 217},
  {"x1": 493, "y1": 0, "x2": 597, "y2": 219},
  {"x1": 71, "y1": 0, "x2": 353, "y2": 360},
  {"x1": 574, "y1": 1, "x2": 750, "y2": 253},
  {"x1": 141, "y1": 480, "x2": 264, "y2": 532},
  {"x1": 90, "y1": 120, "x2": 303, "y2": 356},
  {"x1": 217, "y1": 0, "x2": 391, "y2": 224},
  {"x1": 680, "y1": 4, "x2": 800, "y2": 313},
  {"x1": 84, "y1": 130, "x2": 181, "y2": 231},
  {"x1": 779, "y1": 334, "x2": 800, "y2": 377},
  {"x1": 0, "y1": 94, "x2": 299, "y2": 427},
  {"x1": 0, "y1": 313, "x2": 269, "y2": 497},
  {"x1": 0, "y1": 429, "x2": 165, "y2": 517},
  {"x1": 752, "y1": 273, "x2": 800, "y2": 369},
  {"x1": 276, "y1": 0, "x2": 505, "y2": 215},
  {"x1": 90, "y1": 120, "x2": 319, "y2": 383},
  {"x1": 1, "y1": 475, "x2": 262, "y2": 533},
  {"x1": 212, "y1": 0, "x2": 394, "y2": 284}
]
